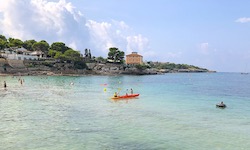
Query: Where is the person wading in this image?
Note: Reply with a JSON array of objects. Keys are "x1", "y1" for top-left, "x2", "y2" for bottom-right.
[{"x1": 4, "y1": 81, "x2": 7, "y2": 88}]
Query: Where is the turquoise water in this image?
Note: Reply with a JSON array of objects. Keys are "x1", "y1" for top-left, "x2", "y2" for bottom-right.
[{"x1": 0, "y1": 73, "x2": 250, "y2": 150}]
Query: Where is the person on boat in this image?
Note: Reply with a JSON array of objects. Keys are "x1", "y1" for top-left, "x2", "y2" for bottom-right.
[
  {"x1": 114, "y1": 92, "x2": 118, "y2": 97},
  {"x1": 130, "y1": 88, "x2": 133, "y2": 94}
]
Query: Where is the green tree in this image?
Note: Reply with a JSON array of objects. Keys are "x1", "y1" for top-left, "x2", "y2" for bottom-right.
[
  {"x1": 64, "y1": 49, "x2": 81, "y2": 62},
  {"x1": 0, "y1": 35, "x2": 8, "y2": 49},
  {"x1": 0, "y1": 39, "x2": 8, "y2": 50},
  {"x1": 95, "y1": 56, "x2": 106, "y2": 63},
  {"x1": 50, "y1": 42, "x2": 69, "y2": 53},
  {"x1": 108, "y1": 47, "x2": 125, "y2": 63},
  {"x1": 32, "y1": 40, "x2": 49, "y2": 53},
  {"x1": 48, "y1": 49, "x2": 57, "y2": 58},
  {"x1": 0, "y1": 35, "x2": 7, "y2": 41},
  {"x1": 64, "y1": 49, "x2": 87, "y2": 69},
  {"x1": 8, "y1": 38, "x2": 23, "y2": 48},
  {"x1": 23, "y1": 40, "x2": 37, "y2": 51},
  {"x1": 54, "y1": 51, "x2": 64, "y2": 59}
]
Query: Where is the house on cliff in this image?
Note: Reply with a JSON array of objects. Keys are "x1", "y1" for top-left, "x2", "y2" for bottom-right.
[
  {"x1": 0, "y1": 47, "x2": 44, "y2": 60},
  {"x1": 126, "y1": 52, "x2": 143, "y2": 65}
]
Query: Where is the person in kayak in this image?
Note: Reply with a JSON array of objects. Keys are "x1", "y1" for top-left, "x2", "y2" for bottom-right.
[
  {"x1": 130, "y1": 88, "x2": 133, "y2": 94},
  {"x1": 114, "y1": 92, "x2": 118, "y2": 97}
]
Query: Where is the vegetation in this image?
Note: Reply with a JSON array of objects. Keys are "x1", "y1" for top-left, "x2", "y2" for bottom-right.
[
  {"x1": 0, "y1": 35, "x2": 7, "y2": 41},
  {"x1": 135, "y1": 64, "x2": 150, "y2": 70},
  {"x1": 50, "y1": 42, "x2": 69, "y2": 53},
  {"x1": 32, "y1": 40, "x2": 50, "y2": 53},
  {"x1": 8, "y1": 38, "x2": 23, "y2": 48},
  {"x1": 147, "y1": 61, "x2": 208, "y2": 71},
  {"x1": 84, "y1": 49, "x2": 91, "y2": 58},
  {"x1": 0, "y1": 35, "x2": 8, "y2": 50},
  {"x1": 23, "y1": 40, "x2": 37, "y2": 51},
  {"x1": 95, "y1": 56, "x2": 106, "y2": 63},
  {"x1": 0, "y1": 34, "x2": 87, "y2": 69},
  {"x1": 107, "y1": 47, "x2": 125, "y2": 63},
  {"x1": 0, "y1": 34, "x2": 209, "y2": 72}
]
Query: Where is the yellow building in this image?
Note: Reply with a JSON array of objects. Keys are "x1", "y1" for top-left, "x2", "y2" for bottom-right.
[{"x1": 126, "y1": 52, "x2": 143, "y2": 65}]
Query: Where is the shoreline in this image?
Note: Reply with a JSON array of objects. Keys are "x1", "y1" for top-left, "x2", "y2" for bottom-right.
[
  {"x1": 0, "y1": 59, "x2": 214, "y2": 76},
  {"x1": 0, "y1": 70, "x2": 215, "y2": 77}
]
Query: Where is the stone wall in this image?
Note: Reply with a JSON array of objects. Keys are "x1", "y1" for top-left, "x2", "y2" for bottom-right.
[
  {"x1": 0, "y1": 58, "x2": 8, "y2": 72},
  {"x1": 7, "y1": 60, "x2": 26, "y2": 68}
]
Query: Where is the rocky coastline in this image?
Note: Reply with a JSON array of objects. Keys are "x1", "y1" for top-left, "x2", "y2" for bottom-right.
[{"x1": 0, "y1": 58, "x2": 214, "y2": 76}]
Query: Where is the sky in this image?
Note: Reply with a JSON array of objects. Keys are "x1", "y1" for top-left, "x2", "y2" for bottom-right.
[{"x1": 0, "y1": 0, "x2": 250, "y2": 72}]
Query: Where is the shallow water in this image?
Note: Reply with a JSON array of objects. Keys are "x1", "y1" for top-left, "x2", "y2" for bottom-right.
[{"x1": 0, "y1": 73, "x2": 250, "y2": 150}]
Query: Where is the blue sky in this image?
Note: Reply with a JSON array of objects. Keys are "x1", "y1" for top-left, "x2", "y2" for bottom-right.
[{"x1": 1, "y1": 0, "x2": 250, "y2": 72}]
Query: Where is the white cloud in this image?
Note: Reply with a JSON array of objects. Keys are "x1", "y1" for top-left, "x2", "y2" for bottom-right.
[
  {"x1": 235, "y1": 17, "x2": 250, "y2": 23},
  {"x1": 86, "y1": 19, "x2": 153, "y2": 57},
  {"x1": 0, "y1": 0, "x2": 152, "y2": 58},
  {"x1": 0, "y1": 0, "x2": 90, "y2": 48},
  {"x1": 85, "y1": 20, "x2": 114, "y2": 53},
  {"x1": 126, "y1": 35, "x2": 150, "y2": 54}
]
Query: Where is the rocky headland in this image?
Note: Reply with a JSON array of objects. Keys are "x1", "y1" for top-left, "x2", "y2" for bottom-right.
[{"x1": 0, "y1": 58, "x2": 214, "y2": 76}]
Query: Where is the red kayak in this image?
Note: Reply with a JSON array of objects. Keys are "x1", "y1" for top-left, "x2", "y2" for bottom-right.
[{"x1": 112, "y1": 94, "x2": 139, "y2": 99}]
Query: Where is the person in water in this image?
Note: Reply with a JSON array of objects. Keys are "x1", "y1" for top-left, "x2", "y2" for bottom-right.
[
  {"x1": 4, "y1": 81, "x2": 7, "y2": 88},
  {"x1": 216, "y1": 101, "x2": 226, "y2": 108}
]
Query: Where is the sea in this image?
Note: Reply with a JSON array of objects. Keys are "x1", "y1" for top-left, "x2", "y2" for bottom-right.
[{"x1": 0, "y1": 73, "x2": 250, "y2": 150}]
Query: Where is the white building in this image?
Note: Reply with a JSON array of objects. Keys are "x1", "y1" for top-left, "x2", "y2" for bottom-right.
[{"x1": 0, "y1": 47, "x2": 40, "y2": 60}]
